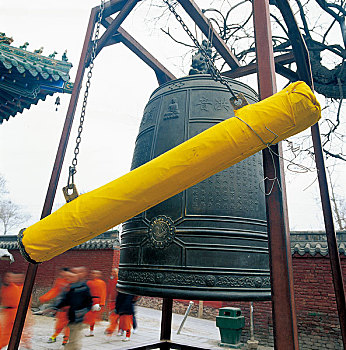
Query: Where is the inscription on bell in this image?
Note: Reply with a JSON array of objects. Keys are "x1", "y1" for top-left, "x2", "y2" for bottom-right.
[
  {"x1": 196, "y1": 96, "x2": 231, "y2": 112},
  {"x1": 141, "y1": 107, "x2": 156, "y2": 127},
  {"x1": 214, "y1": 98, "x2": 230, "y2": 111},
  {"x1": 188, "y1": 154, "x2": 265, "y2": 218},
  {"x1": 168, "y1": 81, "x2": 185, "y2": 90},
  {"x1": 131, "y1": 130, "x2": 153, "y2": 169},
  {"x1": 197, "y1": 96, "x2": 213, "y2": 111}
]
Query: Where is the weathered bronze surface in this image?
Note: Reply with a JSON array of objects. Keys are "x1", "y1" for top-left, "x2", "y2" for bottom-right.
[{"x1": 117, "y1": 75, "x2": 270, "y2": 301}]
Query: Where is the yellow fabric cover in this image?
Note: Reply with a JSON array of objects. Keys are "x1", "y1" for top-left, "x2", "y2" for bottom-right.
[{"x1": 20, "y1": 81, "x2": 321, "y2": 263}]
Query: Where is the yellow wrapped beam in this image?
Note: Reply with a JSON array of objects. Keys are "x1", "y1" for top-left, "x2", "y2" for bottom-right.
[{"x1": 19, "y1": 81, "x2": 321, "y2": 263}]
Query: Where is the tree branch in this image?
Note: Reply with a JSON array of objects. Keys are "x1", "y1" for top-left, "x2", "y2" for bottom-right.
[
  {"x1": 160, "y1": 27, "x2": 195, "y2": 48},
  {"x1": 324, "y1": 149, "x2": 346, "y2": 161},
  {"x1": 295, "y1": 0, "x2": 311, "y2": 38}
]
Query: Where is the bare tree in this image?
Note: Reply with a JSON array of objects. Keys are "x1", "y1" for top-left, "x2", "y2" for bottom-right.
[
  {"x1": 327, "y1": 168, "x2": 346, "y2": 230},
  {"x1": 0, "y1": 200, "x2": 29, "y2": 235},
  {"x1": 0, "y1": 174, "x2": 7, "y2": 197},
  {"x1": 159, "y1": 0, "x2": 345, "y2": 161},
  {"x1": 0, "y1": 174, "x2": 30, "y2": 235},
  {"x1": 330, "y1": 192, "x2": 346, "y2": 230}
]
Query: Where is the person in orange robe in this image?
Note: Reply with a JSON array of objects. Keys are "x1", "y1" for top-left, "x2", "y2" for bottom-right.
[
  {"x1": 14, "y1": 273, "x2": 33, "y2": 349},
  {"x1": 39, "y1": 267, "x2": 71, "y2": 345},
  {"x1": 84, "y1": 270, "x2": 106, "y2": 337},
  {"x1": 105, "y1": 292, "x2": 136, "y2": 342},
  {"x1": 105, "y1": 268, "x2": 119, "y2": 335},
  {"x1": 0, "y1": 272, "x2": 21, "y2": 349},
  {"x1": 106, "y1": 269, "x2": 118, "y2": 313}
]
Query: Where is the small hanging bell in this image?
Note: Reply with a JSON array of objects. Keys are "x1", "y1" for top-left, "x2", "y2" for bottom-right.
[{"x1": 55, "y1": 96, "x2": 61, "y2": 111}]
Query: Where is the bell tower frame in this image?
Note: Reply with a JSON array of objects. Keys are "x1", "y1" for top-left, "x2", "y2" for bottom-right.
[{"x1": 8, "y1": 0, "x2": 346, "y2": 349}]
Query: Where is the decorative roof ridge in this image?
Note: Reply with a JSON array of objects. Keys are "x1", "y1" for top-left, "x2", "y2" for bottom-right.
[
  {"x1": 0, "y1": 42, "x2": 72, "y2": 70},
  {"x1": 0, "y1": 235, "x2": 120, "y2": 251},
  {"x1": 0, "y1": 37, "x2": 75, "y2": 123},
  {"x1": 291, "y1": 230, "x2": 346, "y2": 234},
  {"x1": 0, "y1": 43, "x2": 72, "y2": 83},
  {"x1": 291, "y1": 241, "x2": 346, "y2": 256}
]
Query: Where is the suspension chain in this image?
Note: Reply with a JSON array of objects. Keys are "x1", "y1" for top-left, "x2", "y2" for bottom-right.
[
  {"x1": 164, "y1": 0, "x2": 238, "y2": 100},
  {"x1": 64, "y1": 0, "x2": 105, "y2": 202}
]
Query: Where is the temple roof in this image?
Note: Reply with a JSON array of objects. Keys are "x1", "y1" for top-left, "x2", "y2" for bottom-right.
[
  {"x1": 290, "y1": 231, "x2": 346, "y2": 256},
  {"x1": 0, "y1": 230, "x2": 120, "y2": 251},
  {"x1": 0, "y1": 33, "x2": 74, "y2": 124}
]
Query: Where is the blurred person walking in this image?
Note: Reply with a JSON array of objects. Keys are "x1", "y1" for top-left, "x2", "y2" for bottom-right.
[
  {"x1": 84, "y1": 270, "x2": 106, "y2": 337},
  {"x1": 106, "y1": 268, "x2": 118, "y2": 316},
  {"x1": 54, "y1": 270, "x2": 92, "y2": 350},
  {"x1": 71, "y1": 266, "x2": 88, "y2": 282},
  {"x1": 105, "y1": 291, "x2": 136, "y2": 342},
  {"x1": 0, "y1": 272, "x2": 22, "y2": 349},
  {"x1": 105, "y1": 268, "x2": 118, "y2": 332},
  {"x1": 39, "y1": 267, "x2": 70, "y2": 345},
  {"x1": 14, "y1": 273, "x2": 33, "y2": 349}
]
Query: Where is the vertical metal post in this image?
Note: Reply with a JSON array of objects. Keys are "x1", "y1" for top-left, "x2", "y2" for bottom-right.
[
  {"x1": 161, "y1": 298, "x2": 173, "y2": 341},
  {"x1": 7, "y1": 9, "x2": 98, "y2": 350},
  {"x1": 252, "y1": 0, "x2": 299, "y2": 349},
  {"x1": 275, "y1": 1, "x2": 346, "y2": 346},
  {"x1": 310, "y1": 125, "x2": 346, "y2": 348}
]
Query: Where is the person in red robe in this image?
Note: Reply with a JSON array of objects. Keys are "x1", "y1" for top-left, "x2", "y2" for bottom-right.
[
  {"x1": 106, "y1": 268, "x2": 118, "y2": 314},
  {"x1": 84, "y1": 270, "x2": 106, "y2": 337},
  {"x1": 39, "y1": 267, "x2": 71, "y2": 345},
  {"x1": 105, "y1": 292, "x2": 138, "y2": 342},
  {"x1": 105, "y1": 268, "x2": 119, "y2": 335},
  {"x1": 0, "y1": 272, "x2": 21, "y2": 349},
  {"x1": 14, "y1": 273, "x2": 33, "y2": 349}
]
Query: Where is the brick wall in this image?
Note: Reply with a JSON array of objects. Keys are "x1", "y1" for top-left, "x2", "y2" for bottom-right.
[
  {"x1": 292, "y1": 254, "x2": 345, "y2": 350},
  {"x1": 138, "y1": 254, "x2": 346, "y2": 350}
]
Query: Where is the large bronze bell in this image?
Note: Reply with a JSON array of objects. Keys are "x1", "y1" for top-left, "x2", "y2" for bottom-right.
[{"x1": 117, "y1": 75, "x2": 270, "y2": 301}]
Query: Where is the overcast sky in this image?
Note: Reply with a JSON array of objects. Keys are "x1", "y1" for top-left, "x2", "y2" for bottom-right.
[{"x1": 0, "y1": 0, "x2": 344, "y2": 234}]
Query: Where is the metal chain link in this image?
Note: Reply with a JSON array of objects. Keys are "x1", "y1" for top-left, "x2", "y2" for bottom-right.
[
  {"x1": 164, "y1": 0, "x2": 237, "y2": 99},
  {"x1": 68, "y1": 0, "x2": 105, "y2": 186}
]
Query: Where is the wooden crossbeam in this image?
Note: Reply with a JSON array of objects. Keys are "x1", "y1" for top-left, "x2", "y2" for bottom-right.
[
  {"x1": 117, "y1": 27, "x2": 176, "y2": 84},
  {"x1": 99, "y1": 17, "x2": 176, "y2": 85},
  {"x1": 95, "y1": 0, "x2": 139, "y2": 57},
  {"x1": 222, "y1": 52, "x2": 295, "y2": 78},
  {"x1": 100, "y1": 0, "x2": 132, "y2": 18}
]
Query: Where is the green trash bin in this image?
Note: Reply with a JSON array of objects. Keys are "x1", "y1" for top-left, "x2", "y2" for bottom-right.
[{"x1": 216, "y1": 307, "x2": 245, "y2": 348}]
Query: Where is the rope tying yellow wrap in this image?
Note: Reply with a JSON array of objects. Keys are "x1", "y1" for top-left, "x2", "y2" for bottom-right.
[{"x1": 19, "y1": 81, "x2": 321, "y2": 263}]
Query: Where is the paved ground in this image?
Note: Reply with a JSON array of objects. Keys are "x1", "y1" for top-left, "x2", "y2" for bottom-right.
[{"x1": 12, "y1": 306, "x2": 273, "y2": 349}]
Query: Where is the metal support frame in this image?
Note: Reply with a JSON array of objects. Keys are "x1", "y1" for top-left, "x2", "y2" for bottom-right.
[
  {"x1": 9, "y1": 0, "x2": 345, "y2": 348},
  {"x1": 222, "y1": 52, "x2": 296, "y2": 79},
  {"x1": 99, "y1": 17, "x2": 176, "y2": 84},
  {"x1": 160, "y1": 298, "x2": 174, "y2": 350},
  {"x1": 7, "y1": 5, "x2": 99, "y2": 350},
  {"x1": 253, "y1": 0, "x2": 299, "y2": 348},
  {"x1": 275, "y1": 1, "x2": 346, "y2": 346},
  {"x1": 95, "y1": 0, "x2": 139, "y2": 56}
]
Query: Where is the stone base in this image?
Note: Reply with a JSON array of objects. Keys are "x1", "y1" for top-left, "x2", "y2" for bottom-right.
[
  {"x1": 219, "y1": 342, "x2": 244, "y2": 349},
  {"x1": 247, "y1": 339, "x2": 259, "y2": 349}
]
